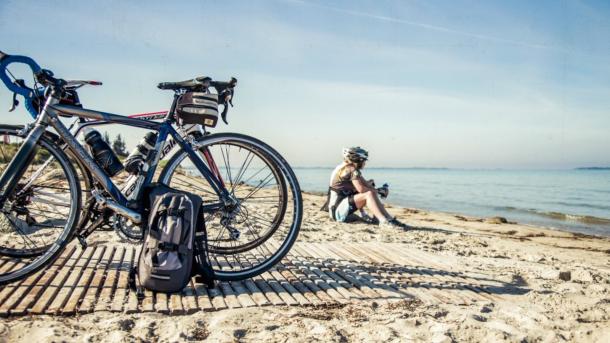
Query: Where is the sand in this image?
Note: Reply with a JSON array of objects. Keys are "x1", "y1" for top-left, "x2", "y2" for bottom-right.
[{"x1": 1, "y1": 191, "x2": 609, "y2": 342}]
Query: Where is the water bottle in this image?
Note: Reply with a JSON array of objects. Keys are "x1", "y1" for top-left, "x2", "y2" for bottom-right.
[
  {"x1": 124, "y1": 132, "x2": 158, "y2": 175},
  {"x1": 84, "y1": 129, "x2": 124, "y2": 177},
  {"x1": 378, "y1": 183, "x2": 389, "y2": 199}
]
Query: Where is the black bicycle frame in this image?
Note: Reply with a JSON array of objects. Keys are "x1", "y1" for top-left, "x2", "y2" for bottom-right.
[{"x1": 0, "y1": 90, "x2": 229, "y2": 219}]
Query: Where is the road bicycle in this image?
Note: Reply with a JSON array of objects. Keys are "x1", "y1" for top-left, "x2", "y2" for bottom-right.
[{"x1": 0, "y1": 51, "x2": 303, "y2": 285}]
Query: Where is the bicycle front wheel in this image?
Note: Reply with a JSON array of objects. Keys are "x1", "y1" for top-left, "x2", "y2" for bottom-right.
[
  {"x1": 0, "y1": 127, "x2": 81, "y2": 285},
  {"x1": 159, "y1": 132, "x2": 302, "y2": 281}
]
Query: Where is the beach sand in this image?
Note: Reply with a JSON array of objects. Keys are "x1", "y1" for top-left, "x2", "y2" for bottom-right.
[{"x1": 1, "y1": 191, "x2": 609, "y2": 342}]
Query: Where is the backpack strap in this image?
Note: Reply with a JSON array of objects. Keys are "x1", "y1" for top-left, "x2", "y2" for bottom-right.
[
  {"x1": 159, "y1": 207, "x2": 185, "y2": 217},
  {"x1": 156, "y1": 241, "x2": 189, "y2": 254},
  {"x1": 129, "y1": 254, "x2": 145, "y2": 301}
]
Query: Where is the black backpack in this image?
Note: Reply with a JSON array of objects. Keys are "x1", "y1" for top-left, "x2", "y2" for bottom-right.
[{"x1": 130, "y1": 183, "x2": 215, "y2": 295}]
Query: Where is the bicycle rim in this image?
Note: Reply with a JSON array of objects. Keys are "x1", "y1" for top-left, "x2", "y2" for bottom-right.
[
  {"x1": 0, "y1": 129, "x2": 80, "y2": 285},
  {"x1": 160, "y1": 132, "x2": 302, "y2": 281}
]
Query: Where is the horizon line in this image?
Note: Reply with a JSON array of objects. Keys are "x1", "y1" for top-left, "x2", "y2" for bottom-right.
[{"x1": 292, "y1": 166, "x2": 610, "y2": 171}]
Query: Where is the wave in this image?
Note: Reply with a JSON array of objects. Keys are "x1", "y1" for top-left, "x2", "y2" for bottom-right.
[
  {"x1": 550, "y1": 201, "x2": 610, "y2": 211},
  {"x1": 497, "y1": 206, "x2": 610, "y2": 225}
]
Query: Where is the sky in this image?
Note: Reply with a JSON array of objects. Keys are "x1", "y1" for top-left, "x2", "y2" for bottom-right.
[{"x1": 0, "y1": 0, "x2": 609, "y2": 169}]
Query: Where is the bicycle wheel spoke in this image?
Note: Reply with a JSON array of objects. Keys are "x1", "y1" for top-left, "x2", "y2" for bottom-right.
[
  {"x1": 163, "y1": 135, "x2": 300, "y2": 281},
  {"x1": 0, "y1": 128, "x2": 79, "y2": 284},
  {"x1": 219, "y1": 144, "x2": 234, "y2": 188},
  {"x1": 230, "y1": 151, "x2": 254, "y2": 192},
  {"x1": 19, "y1": 156, "x2": 57, "y2": 193},
  {"x1": 4, "y1": 215, "x2": 41, "y2": 250},
  {"x1": 171, "y1": 178, "x2": 216, "y2": 197},
  {"x1": 232, "y1": 165, "x2": 268, "y2": 193},
  {"x1": 240, "y1": 172, "x2": 276, "y2": 201}
]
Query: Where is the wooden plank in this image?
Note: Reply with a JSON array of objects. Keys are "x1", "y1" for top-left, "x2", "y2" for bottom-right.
[
  {"x1": 62, "y1": 246, "x2": 106, "y2": 315},
  {"x1": 221, "y1": 249, "x2": 271, "y2": 307},
  {"x1": 277, "y1": 267, "x2": 321, "y2": 305},
  {"x1": 46, "y1": 246, "x2": 95, "y2": 315},
  {"x1": 154, "y1": 292, "x2": 169, "y2": 314},
  {"x1": 79, "y1": 246, "x2": 116, "y2": 313},
  {"x1": 318, "y1": 243, "x2": 392, "y2": 301},
  {"x1": 217, "y1": 281, "x2": 242, "y2": 309},
  {"x1": 11, "y1": 246, "x2": 77, "y2": 316},
  {"x1": 0, "y1": 258, "x2": 47, "y2": 316},
  {"x1": 0, "y1": 260, "x2": 30, "y2": 309},
  {"x1": 293, "y1": 243, "x2": 360, "y2": 301},
  {"x1": 95, "y1": 247, "x2": 125, "y2": 312},
  {"x1": 289, "y1": 243, "x2": 347, "y2": 303},
  {"x1": 327, "y1": 243, "x2": 407, "y2": 302},
  {"x1": 242, "y1": 279, "x2": 271, "y2": 306},
  {"x1": 29, "y1": 246, "x2": 83, "y2": 314},
  {"x1": 388, "y1": 242, "x2": 498, "y2": 300},
  {"x1": 308, "y1": 243, "x2": 368, "y2": 299},
  {"x1": 207, "y1": 285, "x2": 228, "y2": 310},
  {"x1": 342, "y1": 243, "x2": 445, "y2": 304},
  {"x1": 141, "y1": 289, "x2": 154, "y2": 312},
  {"x1": 230, "y1": 281, "x2": 257, "y2": 308},
  {"x1": 240, "y1": 250, "x2": 287, "y2": 306},
  {"x1": 269, "y1": 269, "x2": 310, "y2": 306},
  {"x1": 274, "y1": 243, "x2": 333, "y2": 305},
  {"x1": 110, "y1": 247, "x2": 134, "y2": 312},
  {"x1": 281, "y1": 254, "x2": 332, "y2": 305},
  {"x1": 193, "y1": 282, "x2": 214, "y2": 311},
  {"x1": 367, "y1": 243, "x2": 465, "y2": 300},
  {"x1": 341, "y1": 244, "x2": 417, "y2": 291},
  {"x1": 252, "y1": 242, "x2": 307, "y2": 306},
  {"x1": 169, "y1": 291, "x2": 185, "y2": 315},
  {"x1": 325, "y1": 243, "x2": 409, "y2": 301},
  {"x1": 182, "y1": 279, "x2": 199, "y2": 314},
  {"x1": 287, "y1": 244, "x2": 347, "y2": 304},
  {"x1": 341, "y1": 243, "x2": 433, "y2": 301},
  {"x1": 0, "y1": 257, "x2": 10, "y2": 270},
  {"x1": 124, "y1": 247, "x2": 139, "y2": 314},
  {"x1": 266, "y1": 241, "x2": 325, "y2": 305},
  {"x1": 380, "y1": 244, "x2": 489, "y2": 303}
]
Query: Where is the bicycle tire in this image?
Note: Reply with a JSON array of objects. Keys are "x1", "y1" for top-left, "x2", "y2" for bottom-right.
[
  {"x1": 0, "y1": 129, "x2": 81, "y2": 285},
  {"x1": 0, "y1": 125, "x2": 91, "y2": 257},
  {"x1": 164, "y1": 138, "x2": 288, "y2": 254},
  {"x1": 159, "y1": 132, "x2": 302, "y2": 281}
]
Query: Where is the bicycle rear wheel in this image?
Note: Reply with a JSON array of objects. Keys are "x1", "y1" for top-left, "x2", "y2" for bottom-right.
[
  {"x1": 159, "y1": 132, "x2": 302, "y2": 281},
  {"x1": 0, "y1": 127, "x2": 80, "y2": 285}
]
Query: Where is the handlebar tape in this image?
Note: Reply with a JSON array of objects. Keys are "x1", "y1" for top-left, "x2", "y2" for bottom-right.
[{"x1": 0, "y1": 54, "x2": 42, "y2": 97}]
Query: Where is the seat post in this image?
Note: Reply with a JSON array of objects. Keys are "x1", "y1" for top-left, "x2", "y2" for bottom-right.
[{"x1": 164, "y1": 92, "x2": 180, "y2": 122}]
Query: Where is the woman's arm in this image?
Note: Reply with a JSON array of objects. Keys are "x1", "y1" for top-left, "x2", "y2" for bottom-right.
[{"x1": 352, "y1": 176, "x2": 376, "y2": 194}]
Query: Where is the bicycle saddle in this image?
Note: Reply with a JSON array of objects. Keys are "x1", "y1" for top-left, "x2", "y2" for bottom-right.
[{"x1": 157, "y1": 77, "x2": 210, "y2": 91}]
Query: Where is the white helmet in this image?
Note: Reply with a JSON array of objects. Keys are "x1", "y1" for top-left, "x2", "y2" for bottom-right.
[{"x1": 342, "y1": 146, "x2": 368, "y2": 164}]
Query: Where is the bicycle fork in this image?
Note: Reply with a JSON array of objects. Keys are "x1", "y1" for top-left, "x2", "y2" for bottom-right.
[{"x1": 0, "y1": 123, "x2": 46, "y2": 205}]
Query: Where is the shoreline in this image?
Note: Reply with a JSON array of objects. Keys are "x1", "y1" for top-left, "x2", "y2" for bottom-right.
[
  {"x1": 301, "y1": 190, "x2": 610, "y2": 239},
  {"x1": 1, "y1": 192, "x2": 609, "y2": 342}
]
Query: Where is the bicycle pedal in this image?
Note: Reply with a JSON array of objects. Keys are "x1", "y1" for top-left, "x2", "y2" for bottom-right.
[
  {"x1": 229, "y1": 228, "x2": 240, "y2": 240},
  {"x1": 76, "y1": 235, "x2": 88, "y2": 249}
]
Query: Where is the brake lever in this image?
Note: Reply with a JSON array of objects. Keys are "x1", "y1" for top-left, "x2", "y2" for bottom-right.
[
  {"x1": 221, "y1": 104, "x2": 229, "y2": 125},
  {"x1": 9, "y1": 92, "x2": 18, "y2": 112},
  {"x1": 220, "y1": 88, "x2": 235, "y2": 124},
  {"x1": 8, "y1": 79, "x2": 28, "y2": 112}
]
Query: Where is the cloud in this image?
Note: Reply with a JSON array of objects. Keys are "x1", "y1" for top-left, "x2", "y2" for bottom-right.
[{"x1": 285, "y1": 0, "x2": 565, "y2": 51}]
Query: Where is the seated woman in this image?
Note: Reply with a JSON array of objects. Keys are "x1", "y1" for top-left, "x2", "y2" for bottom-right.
[{"x1": 324, "y1": 146, "x2": 410, "y2": 229}]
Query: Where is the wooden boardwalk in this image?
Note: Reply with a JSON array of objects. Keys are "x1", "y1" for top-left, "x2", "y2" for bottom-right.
[{"x1": 0, "y1": 242, "x2": 514, "y2": 316}]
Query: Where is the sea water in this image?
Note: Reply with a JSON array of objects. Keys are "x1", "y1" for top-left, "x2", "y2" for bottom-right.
[{"x1": 294, "y1": 168, "x2": 610, "y2": 237}]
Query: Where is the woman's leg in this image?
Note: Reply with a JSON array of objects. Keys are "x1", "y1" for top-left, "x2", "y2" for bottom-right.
[{"x1": 353, "y1": 191, "x2": 391, "y2": 221}]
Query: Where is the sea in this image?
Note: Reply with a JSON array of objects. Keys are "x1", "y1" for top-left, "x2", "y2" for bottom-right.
[{"x1": 293, "y1": 168, "x2": 610, "y2": 237}]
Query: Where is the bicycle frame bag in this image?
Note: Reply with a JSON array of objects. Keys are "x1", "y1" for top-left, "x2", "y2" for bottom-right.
[
  {"x1": 176, "y1": 92, "x2": 219, "y2": 127},
  {"x1": 137, "y1": 183, "x2": 203, "y2": 293}
]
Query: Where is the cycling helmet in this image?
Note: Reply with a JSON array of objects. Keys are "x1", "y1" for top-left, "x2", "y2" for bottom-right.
[{"x1": 342, "y1": 146, "x2": 369, "y2": 163}]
